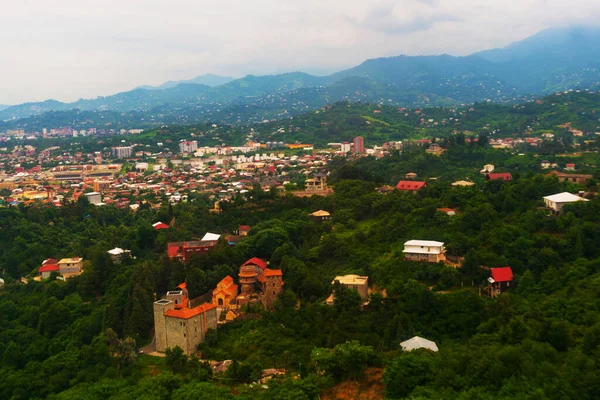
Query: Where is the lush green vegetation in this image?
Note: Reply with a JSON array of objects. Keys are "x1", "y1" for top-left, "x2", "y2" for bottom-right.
[{"x1": 3, "y1": 141, "x2": 600, "y2": 399}]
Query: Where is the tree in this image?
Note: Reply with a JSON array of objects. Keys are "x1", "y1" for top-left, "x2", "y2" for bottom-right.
[
  {"x1": 311, "y1": 340, "x2": 375, "y2": 381},
  {"x1": 165, "y1": 346, "x2": 188, "y2": 374},
  {"x1": 384, "y1": 353, "x2": 434, "y2": 399}
]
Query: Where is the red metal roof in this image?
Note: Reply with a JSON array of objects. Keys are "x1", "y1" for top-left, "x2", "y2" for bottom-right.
[
  {"x1": 491, "y1": 267, "x2": 513, "y2": 282},
  {"x1": 396, "y1": 181, "x2": 427, "y2": 191},
  {"x1": 39, "y1": 264, "x2": 59, "y2": 273},
  {"x1": 487, "y1": 173, "x2": 513, "y2": 181},
  {"x1": 242, "y1": 257, "x2": 267, "y2": 270},
  {"x1": 153, "y1": 222, "x2": 169, "y2": 230}
]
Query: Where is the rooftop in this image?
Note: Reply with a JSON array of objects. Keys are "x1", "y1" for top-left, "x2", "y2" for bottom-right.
[
  {"x1": 332, "y1": 274, "x2": 368, "y2": 285},
  {"x1": 543, "y1": 192, "x2": 589, "y2": 203}
]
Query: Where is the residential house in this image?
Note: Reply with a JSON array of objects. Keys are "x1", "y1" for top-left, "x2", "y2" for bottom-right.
[
  {"x1": 326, "y1": 275, "x2": 369, "y2": 305},
  {"x1": 480, "y1": 164, "x2": 495, "y2": 174},
  {"x1": 39, "y1": 263, "x2": 60, "y2": 279},
  {"x1": 396, "y1": 180, "x2": 427, "y2": 192},
  {"x1": 451, "y1": 180, "x2": 475, "y2": 187},
  {"x1": 540, "y1": 160, "x2": 551, "y2": 169},
  {"x1": 405, "y1": 172, "x2": 418, "y2": 179},
  {"x1": 238, "y1": 225, "x2": 251, "y2": 236},
  {"x1": 543, "y1": 192, "x2": 589, "y2": 214},
  {"x1": 566, "y1": 163, "x2": 576, "y2": 171},
  {"x1": 309, "y1": 210, "x2": 331, "y2": 221},
  {"x1": 153, "y1": 221, "x2": 169, "y2": 230},
  {"x1": 546, "y1": 171, "x2": 593, "y2": 185},
  {"x1": 486, "y1": 172, "x2": 512, "y2": 181},
  {"x1": 488, "y1": 267, "x2": 513, "y2": 298},
  {"x1": 57, "y1": 257, "x2": 83, "y2": 278},
  {"x1": 403, "y1": 240, "x2": 446, "y2": 263},
  {"x1": 107, "y1": 247, "x2": 131, "y2": 264}
]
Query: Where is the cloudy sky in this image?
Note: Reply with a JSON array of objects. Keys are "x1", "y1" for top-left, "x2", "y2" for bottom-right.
[{"x1": 1, "y1": 0, "x2": 599, "y2": 104}]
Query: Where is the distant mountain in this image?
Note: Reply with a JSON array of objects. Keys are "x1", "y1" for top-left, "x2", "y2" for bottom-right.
[
  {"x1": 2, "y1": 25, "x2": 599, "y2": 127},
  {"x1": 474, "y1": 25, "x2": 600, "y2": 63},
  {"x1": 136, "y1": 73, "x2": 235, "y2": 90},
  {"x1": 0, "y1": 105, "x2": 9, "y2": 112}
]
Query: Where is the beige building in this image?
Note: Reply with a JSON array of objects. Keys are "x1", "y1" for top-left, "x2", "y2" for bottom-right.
[
  {"x1": 326, "y1": 274, "x2": 369, "y2": 305},
  {"x1": 305, "y1": 174, "x2": 328, "y2": 191},
  {"x1": 57, "y1": 257, "x2": 83, "y2": 277},
  {"x1": 403, "y1": 240, "x2": 446, "y2": 263},
  {"x1": 153, "y1": 287, "x2": 218, "y2": 355}
]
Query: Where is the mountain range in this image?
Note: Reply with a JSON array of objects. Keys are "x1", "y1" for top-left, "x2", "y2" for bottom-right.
[{"x1": 2, "y1": 25, "x2": 599, "y2": 128}]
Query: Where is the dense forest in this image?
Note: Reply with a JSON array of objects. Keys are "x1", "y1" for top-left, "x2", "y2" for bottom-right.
[{"x1": 2, "y1": 140, "x2": 600, "y2": 398}]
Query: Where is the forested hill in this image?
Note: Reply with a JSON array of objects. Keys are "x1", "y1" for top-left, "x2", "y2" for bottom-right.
[
  {"x1": 3, "y1": 152, "x2": 600, "y2": 398},
  {"x1": 2, "y1": 26, "x2": 599, "y2": 126},
  {"x1": 83, "y1": 91, "x2": 599, "y2": 149}
]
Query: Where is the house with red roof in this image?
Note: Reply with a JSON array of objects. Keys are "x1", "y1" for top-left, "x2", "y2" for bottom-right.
[
  {"x1": 152, "y1": 221, "x2": 169, "y2": 230},
  {"x1": 39, "y1": 264, "x2": 60, "y2": 279},
  {"x1": 488, "y1": 267, "x2": 514, "y2": 298},
  {"x1": 396, "y1": 180, "x2": 427, "y2": 192},
  {"x1": 485, "y1": 173, "x2": 513, "y2": 182}
]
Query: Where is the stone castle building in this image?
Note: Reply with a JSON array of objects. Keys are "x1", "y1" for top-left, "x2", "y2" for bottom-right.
[
  {"x1": 235, "y1": 257, "x2": 284, "y2": 309},
  {"x1": 153, "y1": 283, "x2": 218, "y2": 355}
]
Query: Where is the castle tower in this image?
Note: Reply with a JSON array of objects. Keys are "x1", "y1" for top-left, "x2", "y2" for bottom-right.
[
  {"x1": 261, "y1": 269, "x2": 284, "y2": 308},
  {"x1": 153, "y1": 299, "x2": 175, "y2": 352},
  {"x1": 239, "y1": 265, "x2": 258, "y2": 296}
]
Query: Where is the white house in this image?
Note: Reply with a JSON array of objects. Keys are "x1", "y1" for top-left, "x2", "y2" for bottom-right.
[
  {"x1": 400, "y1": 336, "x2": 439, "y2": 352},
  {"x1": 107, "y1": 247, "x2": 131, "y2": 264},
  {"x1": 543, "y1": 192, "x2": 588, "y2": 214},
  {"x1": 403, "y1": 240, "x2": 446, "y2": 263}
]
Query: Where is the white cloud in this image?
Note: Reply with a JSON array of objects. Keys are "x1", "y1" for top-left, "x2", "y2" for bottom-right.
[{"x1": 0, "y1": 0, "x2": 599, "y2": 104}]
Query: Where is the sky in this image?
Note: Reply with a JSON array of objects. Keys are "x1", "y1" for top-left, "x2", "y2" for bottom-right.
[{"x1": 1, "y1": 0, "x2": 599, "y2": 105}]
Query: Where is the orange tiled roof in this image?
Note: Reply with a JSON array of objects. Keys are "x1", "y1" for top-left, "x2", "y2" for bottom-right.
[
  {"x1": 164, "y1": 303, "x2": 217, "y2": 319},
  {"x1": 263, "y1": 268, "x2": 283, "y2": 277}
]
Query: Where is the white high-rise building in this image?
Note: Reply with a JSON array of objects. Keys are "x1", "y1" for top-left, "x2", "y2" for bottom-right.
[{"x1": 112, "y1": 146, "x2": 133, "y2": 159}]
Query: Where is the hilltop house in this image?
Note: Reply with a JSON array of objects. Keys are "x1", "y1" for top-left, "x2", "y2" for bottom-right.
[
  {"x1": 396, "y1": 180, "x2": 427, "y2": 192},
  {"x1": 58, "y1": 257, "x2": 83, "y2": 278},
  {"x1": 403, "y1": 240, "x2": 446, "y2": 263},
  {"x1": 546, "y1": 171, "x2": 593, "y2": 184},
  {"x1": 309, "y1": 210, "x2": 331, "y2": 221},
  {"x1": 543, "y1": 192, "x2": 589, "y2": 214},
  {"x1": 488, "y1": 267, "x2": 513, "y2": 298},
  {"x1": 485, "y1": 172, "x2": 512, "y2": 181},
  {"x1": 326, "y1": 274, "x2": 369, "y2": 305},
  {"x1": 107, "y1": 247, "x2": 131, "y2": 264}
]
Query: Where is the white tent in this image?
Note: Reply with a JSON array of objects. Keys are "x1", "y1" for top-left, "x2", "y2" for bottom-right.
[{"x1": 400, "y1": 336, "x2": 439, "y2": 352}]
